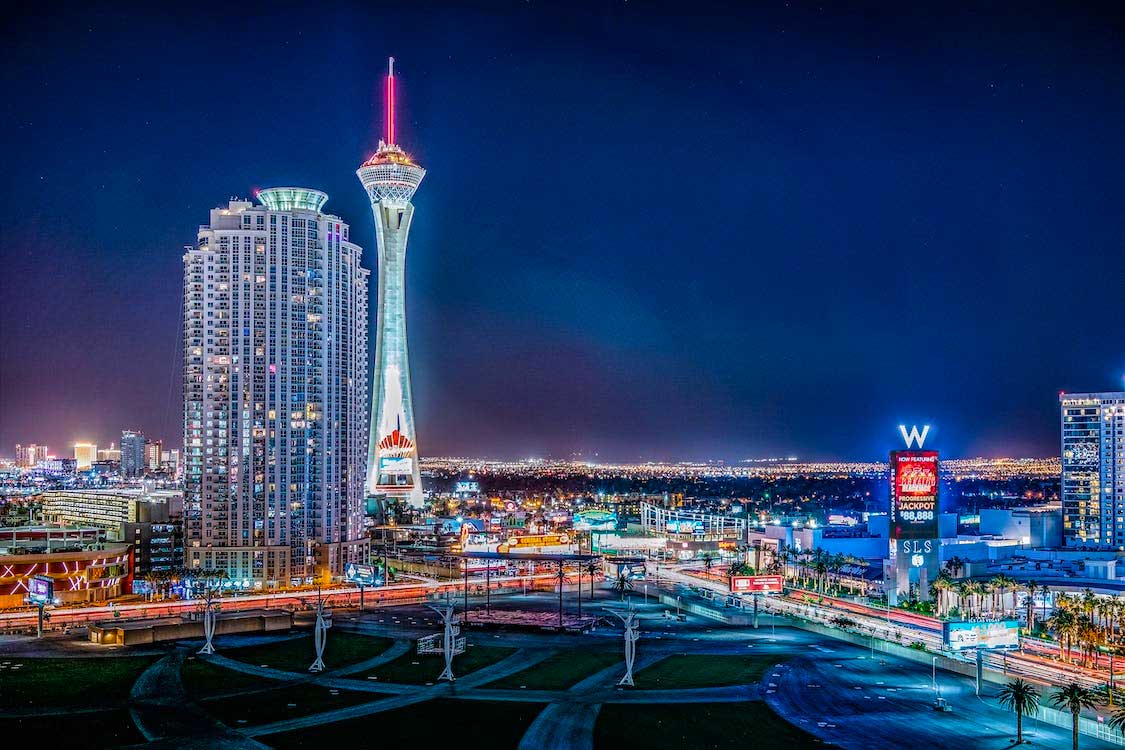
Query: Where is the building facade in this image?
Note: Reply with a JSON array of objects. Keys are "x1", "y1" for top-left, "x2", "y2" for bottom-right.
[
  {"x1": 0, "y1": 527, "x2": 131, "y2": 608},
  {"x1": 183, "y1": 188, "x2": 370, "y2": 587},
  {"x1": 145, "y1": 439, "x2": 163, "y2": 472},
  {"x1": 39, "y1": 489, "x2": 180, "y2": 539},
  {"x1": 121, "y1": 430, "x2": 146, "y2": 477},
  {"x1": 73, "y1": 443, "x2": 97, "y2": 471},
  {"x1": 1061, "y1": 391, "x2": 1125, "y2": 548},
  {"x1": 360, "y1": 58, "x2": 426, "y2": 508},
  {"x1": 15, "y1": 444, "x2": 48, "y2": 467}
]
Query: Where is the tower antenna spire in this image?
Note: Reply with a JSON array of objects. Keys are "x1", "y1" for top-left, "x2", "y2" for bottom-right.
[{"x1": 385, "y1": 56, "x2": 396, "y2": 146}]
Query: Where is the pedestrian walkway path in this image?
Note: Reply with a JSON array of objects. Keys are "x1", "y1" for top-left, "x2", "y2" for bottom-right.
[
  {"x1": 5, "y1": 606, "x2": 800, "y2": 750},
  {"x1": 128, "y1": 649, "x2": 270, "y2": 749}
]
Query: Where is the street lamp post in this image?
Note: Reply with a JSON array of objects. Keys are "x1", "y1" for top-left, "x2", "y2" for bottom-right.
[{"x1": 931, "y1": 656, "x2": 937, "y2": 692}]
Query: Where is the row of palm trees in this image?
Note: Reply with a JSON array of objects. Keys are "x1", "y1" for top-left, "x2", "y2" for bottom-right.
[
  {"x1": 138, "y1": 567, "x2": 229, "y2": 600},
  {"x1": 999, "y1": 678, "x2": 1119, "y2": 749},
  {"x1": 1042, "y1": 589, "x2": 1125, "y2": 668},
  {"x1": 930, "y1": 571, "x2": 1023, "y2": 619},
  {"x1": 746, "y1": 545, "x2": 869, "y2": 596}
]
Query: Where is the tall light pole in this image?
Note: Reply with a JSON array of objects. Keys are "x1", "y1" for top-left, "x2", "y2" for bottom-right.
[
  {"x1": 605, "y1": 605, "x2": 640, "y2": 687},
  {"x1": 931, "y1": 655, "x2": 937, "y2": 692},
  {"x1": 309, "y1": 588, "x2": 330, "y2": 672}
]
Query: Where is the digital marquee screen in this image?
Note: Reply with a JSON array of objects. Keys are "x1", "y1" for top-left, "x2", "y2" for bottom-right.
[
  {"x1": 890, "y1": 450, "x2": 939, "y2": 539},
  {"x1": 379, "y1": 456, "x2": 414, "y2": 475}
]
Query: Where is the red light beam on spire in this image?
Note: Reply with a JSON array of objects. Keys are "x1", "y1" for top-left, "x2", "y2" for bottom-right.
[{"x1": 385, "y1": 56, "x2": 396, "y2": 145}]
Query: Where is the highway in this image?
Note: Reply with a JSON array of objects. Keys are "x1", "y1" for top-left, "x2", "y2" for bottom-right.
[
  {"x1": 0, "y1": 570, "x2": 583, "y2": 631},
  {"x1": 656, "y1": 564, "x2": 1111, "y2": 691}
]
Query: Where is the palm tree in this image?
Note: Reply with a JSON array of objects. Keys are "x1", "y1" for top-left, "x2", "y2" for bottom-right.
[
  {"x1": 956, "y1": 580, "x2": 974, "y2": 618},
  {"x1": 1081, "y1": 588, "x2": 1098, "y2": 626},
  {"x1": 701, "y1": 551, "x2": 715, "y2": 571},
  {"x1": 1107, "y1": 703, "x2": 1125, "y2": 739},
  {"x1": 584, "y1": 560, "x2": 600, "y2": 600},
  {"x1": 998, "y1": 678, "x2": 1041, "y2": 745},
  {"x1": 750, "y1": 542, "x2": 763, "y2": 573},
  {"x1": 1051, "y1": 683, "x2": 1098, "y2": 750},
  {"x1": 812, "y1": 552, "x2": 829, "y2": 594},
  {"x1": 991, "y1": 574, "x2": 1016, "y2": 615},
  {"x1": 1025, "y1": 580, "x2": 1040, "y2": 633},
  {"x1": 1048, "y1": 608, "x2": 1078, "y2": 663},
  {"x1": 971, "y1": 580, "x2": 988, "y2": 618},
  {"x1": 611, "y1": 572, "x2": 634, "y2": 601},
  {"x1": 977, "y1": 580, "x2": 994, "y2": 615},
  {"x1": 827, "y1": 553, "x2": 846, "y2": 594},
  {"x1": 944, "y1": 555, "x2": 966, "y2": 578},
  {"x1": 932, "y1": 572, "x2": 955, "y2": 617}
]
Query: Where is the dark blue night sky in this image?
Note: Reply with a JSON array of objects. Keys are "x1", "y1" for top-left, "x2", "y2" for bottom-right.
[{"x1": 2, "y1": 2, "x2": 1123, "y2": 462}]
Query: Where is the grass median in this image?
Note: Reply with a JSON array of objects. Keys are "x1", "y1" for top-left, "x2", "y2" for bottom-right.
[{"x1": 348, "y1": 644, "x2": 515, "y2": 685}]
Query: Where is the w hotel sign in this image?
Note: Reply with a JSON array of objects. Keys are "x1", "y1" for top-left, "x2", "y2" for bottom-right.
[{"x1": 890, "y1": 424, "x2": 939, "y2": 540}]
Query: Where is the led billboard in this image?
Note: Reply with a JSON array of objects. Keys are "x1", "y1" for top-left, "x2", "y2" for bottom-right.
[
  {"x1": 573, "y1": 510, "x2": 617, "y2": 531},
  {"x1": 665, "y1": 520, "x2": 705, "y2": 535},
  {"x1": 28, "y1": 575, "x2": 54, "y2": 604},
  {"x1": 379, "y1": 456, "x2": 414, "y2": 475},
  {"x1": 890, "y1": 450, "x2": 939, "y2": 539},
  {"x1": 344, "y1": 563, "x2": 378, "y2": 586},
  {"x1": 943, "y1": 620, "x2": 1020, "y2": 650},
  {"x1": 730, "y1": 575, "x2": 784, "y2": 594}
]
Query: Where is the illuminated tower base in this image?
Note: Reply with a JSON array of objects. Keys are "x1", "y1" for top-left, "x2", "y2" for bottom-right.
[{"x1": 360, "y1": 57, "x2": 426, "y2": 509}]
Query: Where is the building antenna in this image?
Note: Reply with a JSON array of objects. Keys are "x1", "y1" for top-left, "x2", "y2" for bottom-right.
[{"x1": 385, "y1": 56, "x2": 396, "y2": 146}]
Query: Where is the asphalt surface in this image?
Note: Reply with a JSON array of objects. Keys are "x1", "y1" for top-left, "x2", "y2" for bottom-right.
[
  {"x1": 762, "y1": 640, "x2": 1119, "y2": 750},
  {"x1": 5, "y1": 588, "x2": 1123, "y2": 749}
]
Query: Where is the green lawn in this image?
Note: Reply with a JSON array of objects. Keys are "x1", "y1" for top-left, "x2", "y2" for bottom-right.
[
  {"x1": 348, "y1": 645, "x2": 515, "y2": 685},
  {"x1": 633, "y1": 654, "x2": 776, "y2": 690},
  {"x1": 0, "y1": 656, "x2": 157, "y2": 708},
  {"x1": 485, "y1": 650, "x2": 622, "y2": 690},
  {"x1": 222, "y1": 632, "x2": 393, "y2": 673},
  {"x1": 181, "y1": 656, "x2": 281, "y2": 699},
  {"x1": 0, "y1": 709, "x2": 145, "y2": 747},
  {"x1": 265, "y1": 698, "x2": 541, "y2": 749},
  {"x1": 201, "y1": 683, "x2": 389, "y2": 727},
  {"x1": 596, "y1": 702, "x2": 828, "y2": 749}
]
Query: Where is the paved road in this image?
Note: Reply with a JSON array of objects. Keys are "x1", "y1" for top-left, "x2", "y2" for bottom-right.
[
  {"x1": 763, "y1": 641, "x2": 1119, "y2": 750},
  {"x1": 6, "y1": 590, "x2": 1119, "y2": 749}
]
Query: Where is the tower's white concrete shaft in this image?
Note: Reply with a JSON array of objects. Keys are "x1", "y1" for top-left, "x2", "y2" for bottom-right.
[{"x1": 359, "y1": 57, "x2": 425, "y2": 507}]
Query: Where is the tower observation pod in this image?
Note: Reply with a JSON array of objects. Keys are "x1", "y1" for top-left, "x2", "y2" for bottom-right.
[{"x1": 358, "y1": 57, "x2": 426, "y2": 508}]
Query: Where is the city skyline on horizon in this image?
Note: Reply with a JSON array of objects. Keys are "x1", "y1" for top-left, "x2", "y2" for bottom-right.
[{"x1": 3, "y1": 3, "x2": 1124, "y2": 463}]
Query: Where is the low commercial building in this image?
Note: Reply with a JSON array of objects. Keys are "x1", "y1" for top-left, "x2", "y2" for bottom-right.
[
  {"x1": 0, "y1": 526, "x2": 132, "y2": 608},
  {"x1": 39, "y1": 489, "x2": 182, "y2": 583},
  {"x1": 38, "y1": 489, "x2": 182, "y2": 539},
  {"x1": 979, "y1": 505, "x2": 1063, "y2": 548}
]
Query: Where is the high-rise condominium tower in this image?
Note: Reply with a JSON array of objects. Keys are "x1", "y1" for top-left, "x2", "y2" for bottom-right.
[
  {"x1": 183, "y1": 189, "x2": 370, "y2": 587},
  {"x1": 1061, "y1": 391, "x2": 1125, "y2": 548},
  {"x1": 358, "y1": 57, "x2": 425, "y2": 508},
  {"x1": 121, "y1": 430, "x2": 146, "y2": 478}
]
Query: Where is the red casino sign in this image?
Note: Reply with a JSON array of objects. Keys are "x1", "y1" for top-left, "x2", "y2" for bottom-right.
[
  {"x1": 730, "y1": 575, "x2": 784, "y2": 594},
  {"x1": 891, "y1": 450, "x2": 939, "y2": 539}
]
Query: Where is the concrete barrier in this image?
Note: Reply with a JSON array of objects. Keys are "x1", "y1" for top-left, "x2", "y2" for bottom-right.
[{"x1": 89, "y1": 609, "x2": 293, "y2": 646}]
